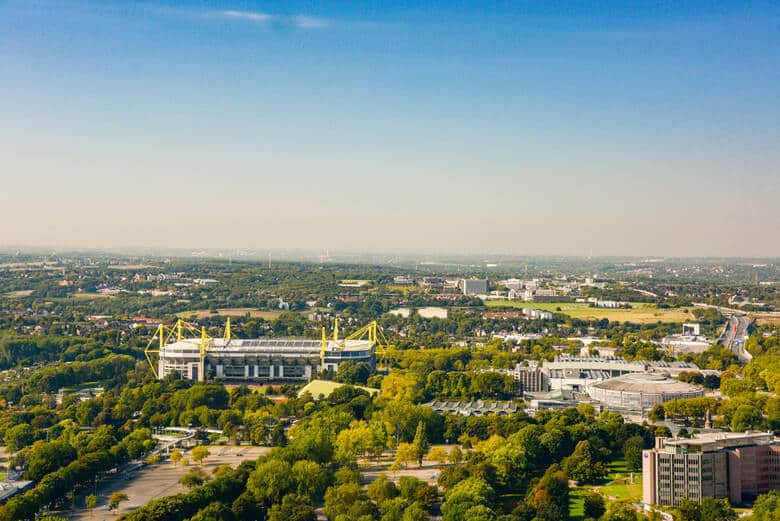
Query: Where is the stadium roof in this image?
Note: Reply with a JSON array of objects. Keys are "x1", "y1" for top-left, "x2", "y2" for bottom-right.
[{"x1": 588, "y1": 373, "x2": 702, "y2": 394}]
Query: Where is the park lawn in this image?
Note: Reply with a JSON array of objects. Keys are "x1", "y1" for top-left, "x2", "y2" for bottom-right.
[
  {"x1": 484, "y1": 300, "x2": 694, "y2": 324},
  {"x1": 569, "y1": 486, "x2": 588, "y2": 521},
  {"x1": 71, "y1": 292, "x2": 114, "y2": 299},
  {"x1": 60, "y1": 381, "x2": 101, "y2": 392},
  {"x1": 598, "y1": 480, "x2": 642, "y2": 501},
  {"x1": 596, "y1": 459, "x2": 642, "y2": 502},
  {"x1": 176, "y1": 308, "x2": 283, "y2": 320},
  {"x1": 297, "y1": 379, "x2": 379, "y2": 398},
  {"x1": 605, "y1": 459, "x2": 631, "y2": 479},
  {"x1": 570, "y1": 459, "x2": 643, "y2": 519}
]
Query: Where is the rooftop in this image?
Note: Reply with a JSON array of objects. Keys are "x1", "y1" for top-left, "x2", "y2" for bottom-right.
[
  {"x1": 658, "y1": 431, "x2": 778, "y2": 453},
  {"x1": 588, "y1": 372, "x2": 703, "y2": 394},
  {"x1": 161, "y1": 337, "x2": 374, "y2": 355}
]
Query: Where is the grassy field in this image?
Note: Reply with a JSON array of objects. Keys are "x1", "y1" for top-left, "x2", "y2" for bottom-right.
[
  {"x1": 569, "y1": 459, "x2": 642, "y2": 519},
  {"x1": 298, "y1": 379, "x2": 379, "y2": 398},
  {"x1": 569, "y1": 487, "x2": 588, "y2": 521},
  {"x1": 485, "y1": 300, "x2": 694, "y2": 324},
  {"x1": 71, "y1": 292, "x2": 114, "y2": 299},
  {"x1": 176, "y1": 308, "x2": 283, "y2": 320},
  {"x1": 596, "y1": 460, "x2": 642, "y2": 501},
  {"x1": 4, "y1": 290, "x2": 33, "y2": 298},
  {"x1": 753, "y1": 312, "x2": 780, "y2": 325}
]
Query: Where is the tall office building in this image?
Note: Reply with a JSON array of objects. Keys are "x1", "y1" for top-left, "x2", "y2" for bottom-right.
[
  {"x1": 506, "y1": 361, "x2": 549, "y2": 395},
  {"x1": 642, "y1": 432, "x2": 780, "y2": 506},
  {"x1": 462, "y1": 278, "x2": 488, "y2": 295}
]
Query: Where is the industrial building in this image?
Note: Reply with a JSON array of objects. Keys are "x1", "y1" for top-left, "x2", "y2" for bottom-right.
[
  {"x1": 148, "y1": 320, "x2": 381, "y2": 383},
  {"x1": 643, "y1": 432, "x2": 780, "y2": 506}
]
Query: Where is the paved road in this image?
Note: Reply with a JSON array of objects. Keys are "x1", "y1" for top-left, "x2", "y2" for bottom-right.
[{"x1": 718, "y1": 314, "x2": 752, "y2": 363}]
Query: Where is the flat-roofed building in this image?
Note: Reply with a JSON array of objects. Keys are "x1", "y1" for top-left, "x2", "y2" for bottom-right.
[
  {"x1": 545, "y1": 355, "x2": 648, "y2": 376},
  {"x1": 643, "y1": 431, "x2": 780, "y2": 507}
]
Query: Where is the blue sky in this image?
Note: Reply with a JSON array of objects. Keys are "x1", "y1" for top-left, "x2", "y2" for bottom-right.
[{"x1": 1, "y1": 1, "x2": 778, "y2": 256}]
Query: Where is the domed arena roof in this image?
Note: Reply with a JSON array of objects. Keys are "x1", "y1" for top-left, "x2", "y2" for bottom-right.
[
  {"x1": 589, "y1": 372, "x2": 702, "y2": 394},
  {"x1": 586, "y1": 372, "x2": 704, "y2": 410}
]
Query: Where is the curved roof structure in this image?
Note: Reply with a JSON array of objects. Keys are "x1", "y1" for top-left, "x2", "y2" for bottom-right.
[
  {"x1": 586, "y1": 372, "x2": 704, "y2": 410},
  {"x1": 589, "y1": 372, "x2": 702, "y2": 394}
]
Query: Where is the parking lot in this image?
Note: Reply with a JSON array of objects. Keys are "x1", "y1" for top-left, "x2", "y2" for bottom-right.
[{"x1": 66, "y1": 445, "x2": 269, "y2": 520}]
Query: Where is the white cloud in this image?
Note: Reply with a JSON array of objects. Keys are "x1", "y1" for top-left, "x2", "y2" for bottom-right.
[
  {"x1": 218, "y1": 10, "x2": 330, "y2": 29},
  {"x1": 292, "y1": 15, "x2": 330, "y2": 29},
  {"x1": 221, "y1": 10, "x2": 275, "y2": 23}
]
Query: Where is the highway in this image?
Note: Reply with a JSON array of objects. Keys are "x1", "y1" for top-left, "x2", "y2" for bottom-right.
[{"x1": 717, "y1": 314, "x2": 753, "y2": 363}]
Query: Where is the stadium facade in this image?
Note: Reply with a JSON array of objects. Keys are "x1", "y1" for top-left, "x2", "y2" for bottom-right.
[
  {"x1": 586, "y1": 372, "x2": 704, "y2": 410},
  {"x1": 148, "y1": 319, "x2": 380, "y2": 383}
]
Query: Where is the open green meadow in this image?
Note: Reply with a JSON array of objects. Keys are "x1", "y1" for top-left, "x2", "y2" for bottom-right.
[
  {"x1": 485, "y1": 300, "x2": 694, "y2": 324},
  {"x1": 176, "y1": 308, "x2": 284, "y2": 320},
  {"x1": 569, "y1": 459, "x2": 643, "y2": 520},
  {"x1": 568, "y1": 487, "x2": 588, "y2": 521}
]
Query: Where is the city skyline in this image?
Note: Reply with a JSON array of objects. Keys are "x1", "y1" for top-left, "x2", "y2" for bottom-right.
[{"x1": 2, "y1": 0, "x2": 779, "y2": 256}]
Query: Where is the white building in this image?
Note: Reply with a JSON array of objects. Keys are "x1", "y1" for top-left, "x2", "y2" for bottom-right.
[
  {"x1": 586, "y1": 373, "x2": 704, "y2": 411},
  {"x1": 522, "y1": 308, "x2": 554, "y2": 320},
  {"x1": 593, "y1": 300, "x2": 627, "y2": 308},
  {"x1": 682, "y1": 323, "x2": 701, "y2": 335},
  {"x1": 500, "y1": 278, "x2": 524, "y2": 290},
  {"x1": 193, "y1": 278, "x2": 219, "y2": 286},
  {"x1": 661, "y1": 324, "x2": 711, "y2": 354}
]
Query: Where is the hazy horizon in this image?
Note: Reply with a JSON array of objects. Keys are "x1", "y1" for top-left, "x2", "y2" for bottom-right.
[{"x1": 2, "y1": 1, "x2": 779, "y2": 257}]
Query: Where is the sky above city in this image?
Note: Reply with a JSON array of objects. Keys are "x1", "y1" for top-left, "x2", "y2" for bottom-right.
[{"x1": 1, "y1": 0, "x2": 778, "y2": 257}]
